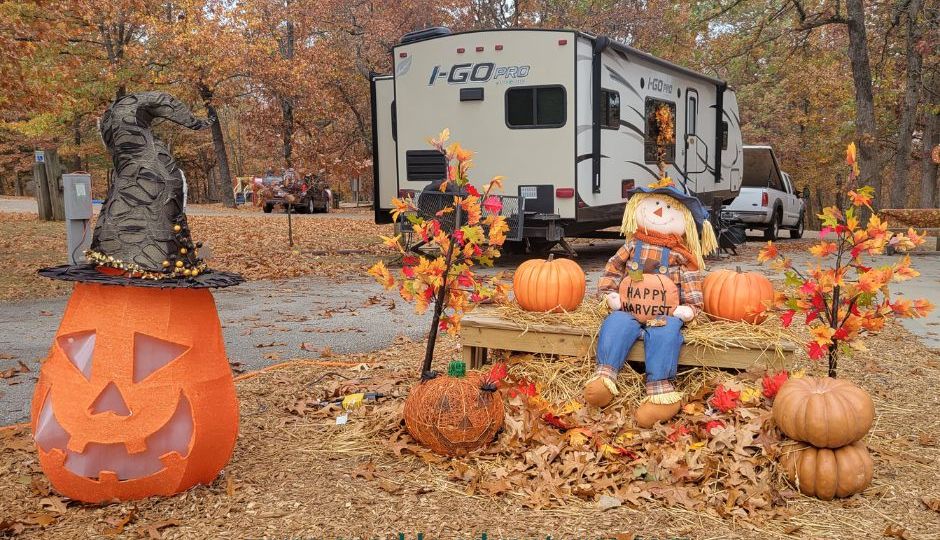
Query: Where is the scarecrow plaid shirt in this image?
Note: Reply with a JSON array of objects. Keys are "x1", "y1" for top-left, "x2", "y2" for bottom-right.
[{"x1": 597, "y1": 240, "x2": 704, "y2": 312}]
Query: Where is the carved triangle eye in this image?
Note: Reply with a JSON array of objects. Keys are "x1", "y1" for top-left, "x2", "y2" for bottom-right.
[
  {"x1": 58, "y1": 331, "x2": 96, "y2": 381},
  {"x1": 133, "y1": 333, "x2": 189, "y2": 383}
]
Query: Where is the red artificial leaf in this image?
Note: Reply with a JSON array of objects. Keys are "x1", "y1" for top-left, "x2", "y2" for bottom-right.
[
  {"x1": 465, "y1": 184, "x2": 480, "y2": 196},
  {"x1": 780, "y1": 310, "x2": 795, "y2": 328},
  {"x1": 703, "y1": 420, "x2": 725, "y2": 435},
  {"x1": 667, "y1": 423, "x2": 691, "y2": 442},
  {"x1": 483, "y1": 196, "x2": 503, "y2": 215},
  {"x1": 542, "y1": 413, "x2": 571, "y2": 430},
  {"x1": 808, "y1": 341, "x2": 828, "y2": 360},
  {"x1": 761, "y1": 371, "x2": 789, "y2": 399},
  {"x1": 709, "y1": 385, "x2": 740, "y2": 413},
  {"x1": 486, "y1": 363, "x2": 508, "y2": 385},
  {"x1": 833, "y1": 327, "x2": 849, "y2": 340}
]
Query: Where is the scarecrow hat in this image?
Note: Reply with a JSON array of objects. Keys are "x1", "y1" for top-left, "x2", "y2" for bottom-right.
[
  {"x1": 621, "y1": 178, "x2": 718, "y2": 269},
  {"x1": 39, "y1": 92, "x2": 243, "y2": 289}
]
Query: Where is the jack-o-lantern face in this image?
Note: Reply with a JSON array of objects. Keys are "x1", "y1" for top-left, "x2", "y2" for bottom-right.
[{"x1": 30, "y1": 283, "x2": 238, "y2": 502}]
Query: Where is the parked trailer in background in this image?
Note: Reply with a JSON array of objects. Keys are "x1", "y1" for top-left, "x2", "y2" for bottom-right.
[{"x1": 371, "y1": 27, "x2": 744, "y2": 248}]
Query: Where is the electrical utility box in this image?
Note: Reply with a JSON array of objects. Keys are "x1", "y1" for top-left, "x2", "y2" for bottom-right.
[{"x1": 62, "y1": 173, "x2": 93, "y2": 264}]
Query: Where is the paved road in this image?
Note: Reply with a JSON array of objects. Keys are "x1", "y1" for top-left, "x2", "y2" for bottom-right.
[
  {"x1": 1, "y1": 230, "x2": 937, "y2": 425},
  {"x1": 0, "y1": 196, "x2": 372, "y2": 220},
  {"x1": 0, "y1": 276, "x2": 432, "y2": 425}
]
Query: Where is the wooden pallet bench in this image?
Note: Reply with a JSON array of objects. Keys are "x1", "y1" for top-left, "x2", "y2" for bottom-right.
[{"x1": 461, "y1": 306, "x2": 795, "y2": 370}]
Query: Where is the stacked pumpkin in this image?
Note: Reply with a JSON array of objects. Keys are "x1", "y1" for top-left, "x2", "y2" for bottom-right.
[{"x1": 772, "y1": 377, "x2": 875, "y2": 500}]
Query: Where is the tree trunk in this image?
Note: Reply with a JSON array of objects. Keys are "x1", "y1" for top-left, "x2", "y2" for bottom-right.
[
  {"x1": 845, "y1": 0, "x2": 881, "y2": 206},
  {"x1": 921, "y1": 105, "x2": 939, "y2": 208},
  {"x1": 198, "y1": 84, "x2": 236, "y2": 208},
  {"x1": 280, "y1": 96, "x2": 294, "y2": 168},
  {"x1": 70, "y1": 115, "x2": 83, "y2": 172},
  {"x1": 891, "y1": 0, "x2": 923, "y2": 208}
]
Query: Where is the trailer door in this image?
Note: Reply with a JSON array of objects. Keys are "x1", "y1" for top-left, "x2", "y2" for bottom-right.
[{"x1": 371, "y1": 75, "x2": 397, "y2": 224}]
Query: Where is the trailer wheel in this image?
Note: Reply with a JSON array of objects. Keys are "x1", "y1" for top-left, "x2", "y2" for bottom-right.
[{"x1": 263, "y1": 203, "x2": 273, "y2": 213}]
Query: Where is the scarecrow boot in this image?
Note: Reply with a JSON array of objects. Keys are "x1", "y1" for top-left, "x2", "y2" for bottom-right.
[
  {"x1": 585, "y1": 311, "x2": 642, "y2": 407},
  {"x1": 635, "y1": 315, "x2": 683, "y2": 428}
]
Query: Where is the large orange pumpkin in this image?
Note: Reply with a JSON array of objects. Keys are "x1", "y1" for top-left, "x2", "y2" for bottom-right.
[
  {"x1": 512, "y1": 255, "x2": 586, "y2": 313},
  {"x1": 780, "y1": 441, "x2": 874, "y2": 500},
  {"x1": 31, "y1": 283, "x2": 238, "y2": 502},
  {"x1": 618, "y1": 273, "x2": 680, "y2": 324},
  {"x1": 702, "y1": 267, "x2": 774, "y2": 323},
  {"x1": 402, "y1": 370, "x2": 503, "y2": 456},
  {"x1": 772, "y1": 376, "x2": 874, "y2": 449}
]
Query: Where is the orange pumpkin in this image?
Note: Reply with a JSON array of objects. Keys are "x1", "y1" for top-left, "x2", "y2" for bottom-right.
[
  {"x1": 772, "y1": 376, "x2": 874, "y2": 449},
  {"x1": 402, "y1": 371, "x2": 503, "y2": 456},
  {"x1": 618, "y1": 273, "x2": 680, "y2": 324},
  {"x1": 512, "y1": 255, "x2": 586, "y2": 313},
  {"x1": 702, "y1": 267, "x2": 774, "y2": 323},
  {"x1": 31, "y1": 283, "x2": 238, "y2": 502},
  {"x1": 780, "y1": 441, "x2": 874, "y2": 500}
]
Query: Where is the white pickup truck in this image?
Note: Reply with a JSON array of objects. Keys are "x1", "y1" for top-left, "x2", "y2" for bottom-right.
[{"x1": 721, "y1": 145, "x2": 806, "y2": 240}]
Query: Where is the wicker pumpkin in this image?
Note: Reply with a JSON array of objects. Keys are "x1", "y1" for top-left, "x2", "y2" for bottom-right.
[
  {"x1": 402, "y1": 365, "x2": 504, "y2": 456},
  {"x1": 513, "y1": 255, "x2": 586, "y2": 313},
  {"x1": 780, "y1": 441, "x2": 873, "y2": 500},
  {"x1": 772, "y1": 377, "x2": 874, "y2": 448},
  {"x1": 702, "y1": 267, "x2": 774, "y2": 323}
]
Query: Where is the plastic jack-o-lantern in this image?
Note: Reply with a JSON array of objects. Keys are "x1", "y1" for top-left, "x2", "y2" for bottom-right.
[{"x1": 31, "y1": 283, "x2": 238, "y2": 503}]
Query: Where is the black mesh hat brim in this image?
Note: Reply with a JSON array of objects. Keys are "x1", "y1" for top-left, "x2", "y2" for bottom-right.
[{"x1": 38, "y1": 264, "x2": 244, "y2": 289}]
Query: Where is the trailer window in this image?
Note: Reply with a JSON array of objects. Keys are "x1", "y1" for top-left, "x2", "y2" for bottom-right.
[
  {"x1": 505, "y1": 86, "x2": 566, "y2": 128},
  {"x1": 601, "y1": 89, "x2": 620, "y2": 130},
  {"x1": 644, "y1": 98, "x2": 676, "y2": 164}
]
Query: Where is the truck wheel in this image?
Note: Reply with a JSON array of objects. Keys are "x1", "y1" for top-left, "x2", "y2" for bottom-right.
[
  {"x1": 789, "y1": 213, "x2": 805, "y2": 239},
  {"x1": 263, "y1": 203, "x2": 273, "y2": 213},
  {"x1": 764, "y1": 208, "x2": 781, "y2": 241}
]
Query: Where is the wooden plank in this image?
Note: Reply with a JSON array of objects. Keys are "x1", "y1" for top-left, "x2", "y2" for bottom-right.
[{"x1": 462, "y1": 306, "x2": 794, "y2": 370}]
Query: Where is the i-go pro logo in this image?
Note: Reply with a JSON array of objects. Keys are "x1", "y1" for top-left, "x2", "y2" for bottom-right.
[{"x1": 428, "y1": 62, "x2": 531, "y2": 86}]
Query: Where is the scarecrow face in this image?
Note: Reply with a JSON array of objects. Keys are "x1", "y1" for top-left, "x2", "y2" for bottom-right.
[
  {"x1": 30, "y1": 283, "x2": 238, "y2": 502},
  {"x1": 635, "y1": 195, "x2": 687, "y2": 236}
]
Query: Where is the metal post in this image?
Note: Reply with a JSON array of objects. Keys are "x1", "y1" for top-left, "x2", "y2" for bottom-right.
[{"x1": 62, "y1": 173, "x2": 93, "y2": 264}]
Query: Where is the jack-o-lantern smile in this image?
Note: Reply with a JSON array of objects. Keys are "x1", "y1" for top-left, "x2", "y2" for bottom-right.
[{"x1": 35, "y1": 392, "x2": 193, "y2": 480}]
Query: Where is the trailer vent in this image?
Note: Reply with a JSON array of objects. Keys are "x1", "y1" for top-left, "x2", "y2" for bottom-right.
[
  {"x1": 405, "y1": 150, "x2": 447, "y2": 181},
  {"x1": 399, "y1": 27, "x2": 451, "y2": 45}
]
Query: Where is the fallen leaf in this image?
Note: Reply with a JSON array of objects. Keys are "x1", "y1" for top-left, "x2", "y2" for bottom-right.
[
  {"x1": 922, "y1": 495, "x2": 940, "y2": 512},
  {"x1": 597, "y1": 494, "x2": 622, "y2": 511},
  {"x1": 884, "y1": 524, "x2": 911, "y2": 539}
]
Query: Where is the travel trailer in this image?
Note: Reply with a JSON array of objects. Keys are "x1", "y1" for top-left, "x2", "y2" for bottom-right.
[{"x1": 371, "y1": 27, "x2": 744, "y2": 246}]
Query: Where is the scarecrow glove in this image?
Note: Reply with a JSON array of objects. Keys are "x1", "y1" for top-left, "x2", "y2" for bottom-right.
[
  {"x1": 672, "y1": 305, "x2": 694, "y2": 322},
  {"x1": 605, "y1": 291, "x2": 622, "y2": 311}
]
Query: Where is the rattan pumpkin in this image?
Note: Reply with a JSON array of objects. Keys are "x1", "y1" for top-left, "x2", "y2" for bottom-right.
[
  {"x1": 780, "y1": 441, "x2": 874, "y2": 500},
  {"x1": 772, "y1": 376, "x2": 874, "y2": 448},
  {"x1": 702, "y1": 267, "x2": 774, "y2": 323},
  {"x1": 618, "y1": 273, "x2": 680, "y2": 324},
  {"x1": 402, "y1": 363, "x2": 504, "y2": 456},
  {"x1": 513, "y1": 255, "x2": 586, "y2": 313},
  {"x1": 31, "y1": 283, "x2": 238, "y2": 502}
]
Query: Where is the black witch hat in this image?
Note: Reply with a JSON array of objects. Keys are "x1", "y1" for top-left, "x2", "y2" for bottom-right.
[{"x1": 39, "y1": 92, "x2": 243, "y2": 289}]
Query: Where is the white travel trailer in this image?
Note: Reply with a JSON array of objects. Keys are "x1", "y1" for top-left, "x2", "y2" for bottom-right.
[{"x1": 371, "y1": 27, "x2": 743, "y2": 245}]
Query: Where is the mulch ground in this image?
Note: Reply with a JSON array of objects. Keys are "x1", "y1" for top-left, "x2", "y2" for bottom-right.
[{"x1": 1, "y1": 320, "x2": 938, "y2": 539}]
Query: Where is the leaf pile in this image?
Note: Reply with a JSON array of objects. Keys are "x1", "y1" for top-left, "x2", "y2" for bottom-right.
[
  {"x1": 375, "y1": 359, "x2": 799, "y2": 518},
  {"x1": 879, "y1": 208, "x2": 940, "y2": 229}
]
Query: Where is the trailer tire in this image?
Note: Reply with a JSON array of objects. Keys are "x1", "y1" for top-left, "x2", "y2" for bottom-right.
[{"x1": 764, "y1": 208, "x2": 781, "y2": 241}]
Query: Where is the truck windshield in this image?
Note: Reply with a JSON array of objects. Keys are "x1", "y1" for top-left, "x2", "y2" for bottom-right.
[{"x1": 742, "y1": 149, "x2": 782, "y2": 190}]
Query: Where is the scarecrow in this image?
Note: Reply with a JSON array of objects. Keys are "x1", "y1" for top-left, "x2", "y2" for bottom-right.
[
  {"x1": 583, "y1": 178, "x2": 717, "y2": 428},
  {"x1": 34, "y1": 92, "x2": 243, "y2": 502}
]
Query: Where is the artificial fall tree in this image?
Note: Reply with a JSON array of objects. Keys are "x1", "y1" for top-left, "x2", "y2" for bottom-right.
[
  {"x1": 758, "y1": 143, "x2": 934, "y2": 377},
  {"x1": 368, "y1": 130, "x2": 509, "y2": 455}
]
